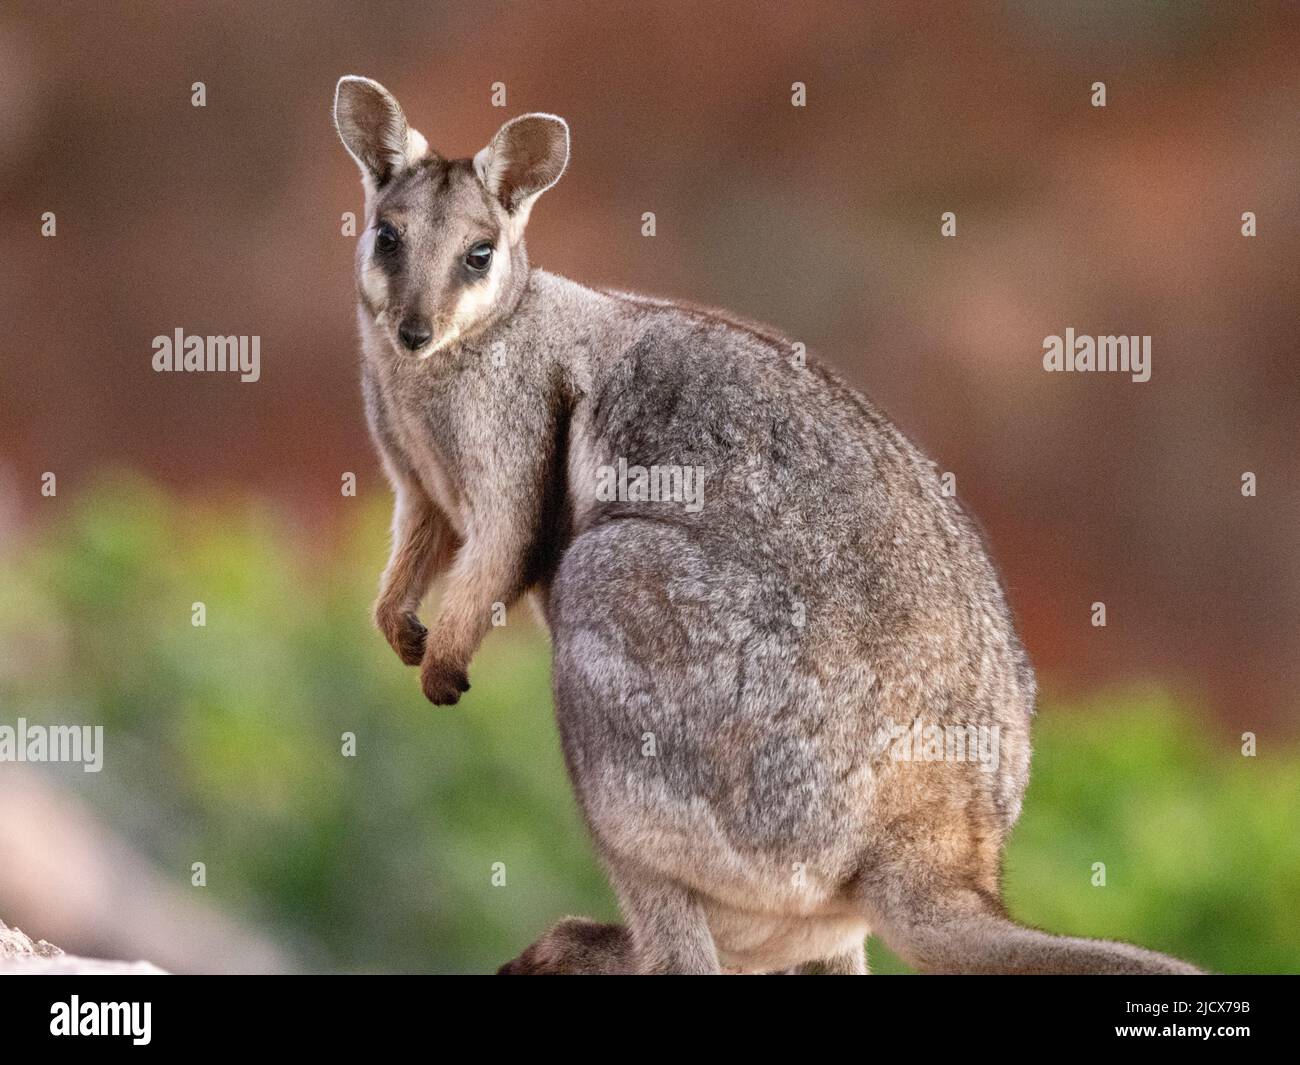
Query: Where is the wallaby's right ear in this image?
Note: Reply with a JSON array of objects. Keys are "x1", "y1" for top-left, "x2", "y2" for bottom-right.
[
  {"x1": 474, "y1": 113, "x2": 569, "y2": 236},
  {"x1": 334, "y1": 76, "x2": 428, "y2": 190}
]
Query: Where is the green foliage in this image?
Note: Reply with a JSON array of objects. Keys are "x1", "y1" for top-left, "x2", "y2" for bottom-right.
[
  {"x1": 999, "y1": 691, "x2": 1300, "y2": 975},
  {"x1": 1, "y1": 476, "x2": 1295, "y2": 973}
]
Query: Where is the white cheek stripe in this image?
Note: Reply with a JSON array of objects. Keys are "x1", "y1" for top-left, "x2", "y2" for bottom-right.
[
  {"x1": 420, "y1": 235, "x2": 510, "y2": 356},
  {"x1": 360, "y1": 248, "x2": 388, "y2": 315}
]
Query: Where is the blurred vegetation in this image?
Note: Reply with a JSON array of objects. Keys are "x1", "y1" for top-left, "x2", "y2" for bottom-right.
[{"x1": 1, "y1": 474, "x2": 1296, "y2": 973}]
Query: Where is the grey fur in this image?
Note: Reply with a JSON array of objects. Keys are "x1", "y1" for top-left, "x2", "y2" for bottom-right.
[{"x1": 335, "y1": 78, "x2": 1203, "y2": 976}]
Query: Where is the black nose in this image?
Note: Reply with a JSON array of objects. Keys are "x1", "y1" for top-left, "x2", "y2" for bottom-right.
[{"x1": 398, "y1": 318, "x2": 432, "y2": 351}]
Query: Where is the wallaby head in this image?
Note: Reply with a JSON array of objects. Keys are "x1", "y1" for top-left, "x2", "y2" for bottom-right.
[{"x1": 333, "y1": 76, "x2": 569, "y2": 356}]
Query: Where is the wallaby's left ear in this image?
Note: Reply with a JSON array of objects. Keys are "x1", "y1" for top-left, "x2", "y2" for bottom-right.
[
  {"x1": 334, "y1": 76, "x2": 430, "y2": 190},
  {"x1": 474, "y1": 113, "x2": 569, "y2": 228}
]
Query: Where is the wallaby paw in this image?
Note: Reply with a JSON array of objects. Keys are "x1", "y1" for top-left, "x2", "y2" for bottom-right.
[
  {"x1": 496, "y1": 954, "x2": 536, "y2": 975},
  {"x1": 497, "y1": 918, "x2": 630, "y2": 975},
  {"x1": 420, "y1": 657, "x2": 470, "y2": 705},
  {"x1": 377, "y1": 608, "x2": 427, "y2": 666}
]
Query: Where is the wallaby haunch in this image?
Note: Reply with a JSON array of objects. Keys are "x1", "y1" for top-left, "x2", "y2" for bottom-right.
[{"x1": 334, "y1": 76, "x2": 1202, "y2": 975}]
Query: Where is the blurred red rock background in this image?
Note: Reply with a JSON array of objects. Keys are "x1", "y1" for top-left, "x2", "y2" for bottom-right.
[{"x1": 2, "y1": 1, "x2": 1297, "y2": 731}]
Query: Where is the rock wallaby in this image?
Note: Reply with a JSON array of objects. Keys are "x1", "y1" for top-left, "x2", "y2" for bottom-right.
[{"x1": 334, "y1": 76, "x2": 1202, "y2": 975}]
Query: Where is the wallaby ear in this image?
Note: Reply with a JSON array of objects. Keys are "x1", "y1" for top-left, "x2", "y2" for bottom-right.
[
  {"x1": 334, "y1": 76, "x2": 428, "y2": 188},
  {"x1": 474, "y1": 113, "x2": 569, "y2": 225}
]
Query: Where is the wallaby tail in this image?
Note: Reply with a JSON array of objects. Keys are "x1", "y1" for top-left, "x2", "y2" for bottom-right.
[{"x1": 874, "y1": 891, "x2": 1203, "y2": 975}]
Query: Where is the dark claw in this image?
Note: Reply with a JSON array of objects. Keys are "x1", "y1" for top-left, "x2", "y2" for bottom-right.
[
  {"x1": 421, "y1": 660, "x2": 470, "y2": 705},
  {"x1": 396, "y1": 612, "x2": 428, "y2": 666}
]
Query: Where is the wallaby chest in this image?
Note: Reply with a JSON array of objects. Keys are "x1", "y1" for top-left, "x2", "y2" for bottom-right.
[{"x1": 364, "y1": 348, "x2": 472, "y2": 533}]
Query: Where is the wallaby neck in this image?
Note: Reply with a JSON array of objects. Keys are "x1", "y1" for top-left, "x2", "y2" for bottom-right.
[{"x1": 459, "y1": 266, "x2": 630, "y2": 398}]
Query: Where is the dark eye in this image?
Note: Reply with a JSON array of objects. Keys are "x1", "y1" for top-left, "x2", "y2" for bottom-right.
[
  {"x1": 375, "y1": 222, "x2": 399, "y2": 253},
  {"x1": 465, "y1": 241, "x2": 493, "y2": 273}
]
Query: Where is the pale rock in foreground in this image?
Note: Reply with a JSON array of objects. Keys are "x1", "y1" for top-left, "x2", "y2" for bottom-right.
[{"x1": 0, "y1": 918, "x2": 166, "y2": 975}]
